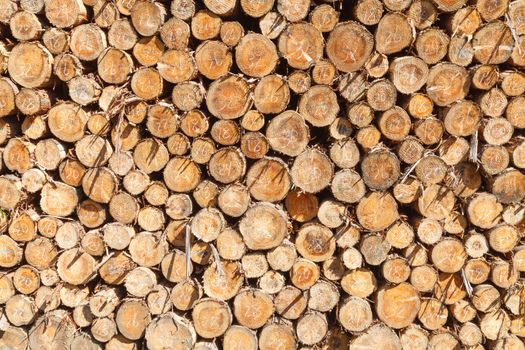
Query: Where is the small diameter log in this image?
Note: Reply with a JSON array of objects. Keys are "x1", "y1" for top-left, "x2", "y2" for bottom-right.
[
  {"x1": 491, "y1": 169, "x2": 525, "y2": 203},
  {"x1": 277, "y1": 0, "x2": 309, "y2": 21},
  {"x1": 170, "y1": 279, "x2": 201, "y2": 312},
  {"x1": 208, "y1": 147, "x2": 246, "y2": 184},
  {"x1": 361, "y1": 150, "x2": 400, "y2": 190},
  {"x1": 417, "y1": 298, "x2": 447, "y2": 331},
  {"x1": 354, "y1": 125, "x2": 379, "y2": 148},
  {"x1": 130, "y1": 68, "x2": 163, "y2": 100},
  {"x1": 330, "y1": 139, "x2": 360, "y2": 170},
  {"x1": 56, "y1": 248, "x2": 96, "y2": 285},
  {"x1": 253, "y1": 75, "x2": 289, "y2": 114},
  {"x1": 10, "y1": 11, "x2": 42, "y2": 42},
  {"x1": 349, "y1": 324, "x2": 401, "y2": 350},
  {"x1": 192, "y1": 298, "x2": 232, "y2": 338},
  {"x1": 16, "y1": 88, "x2": 52, "y2": 115},
  {"x1": 223, "y1": 325, "x2": 257, "y2": 350},
  {"x1": 116, "y1": 299, "x2": 151, "y2": 341},
  {"x1": 354, "y1": 0, "x2": 383, "y2": 26},
  {"x1": 0, "y1": 78, "x2": 19, "y2": 118},
  {"x1": 161, "y1": 17, "x2": 190, "y2": 50},
  {"x1": 296, "y1": 312, "x2": 327, "y2": 345},
  {"x1": 163, "y1": 157, "x2": 201, "y2": 193},
  {"x1": 28, "y1": 311, "x2": 75, "y2": 349},
  {"x1": 54, "y1": 53, "x2": 82, "y2": 82},
  {"x1": 382, "y1": 257, "x2": 410, "y2": 283},
  {"x1": 259, "y1": 323, "x2": 296, "y2": 350},
  {"x1": 416, "y1": 29, "x2": 449, "y2": 65},
  {"x1": 42, "y1": 28, "x2": 69, "y2": 56},
  {"x1": 266, "y1": 111, "x2": 309, "y2": 157},
  {"x1": 338, "y1": 296, "x2": 373, "y2": 333},
  {"x1": 467, "y1": 192, "x2": 503, "y2": 229},
  {"x1": 240, "y1": 132, "x2": 268, "y2": 159},
  {"x1": 472, "y1": 65, "x2": 499, "y2": 90},
  {"x1": 295, "y1": 223, "x2": 335, "y2": 262},
  {"x1": 366, "y1": 79, "x2": 397, "y2": 111},
  {"x1": 217, "y1": 184, "x2": 249, "y2": 218},
  {"x1": 365, "y1": 52, "x2": 389, "y2": 79},
  {"x1": 40, "y1": 182, "x2": 78, "y2": 216},
  {"x1": 203, "y1": 260, "x2": 244, "y2": 301},
  {"x1": 108, "y1": 19, "x2": 138, "y2": 50},
  {"x1": 430, "y1": 238, "x2": 466, "y2": 273},
  {"x1": 70, "y1": 24, "x2": 107, "y2": 61},
  {"x1": 308, "y1": 280, "x2": 339, "y2": 312},
  {"x1": 290, "y1": 258, "x2": 320, "y2": 290},
  {"x1": 405, "y1": 125, "x2": 430, "y2": 151},
  {"x1": 298, "y1": 85, "x2": 339, "y2": 127},
  {"x1": 274, "y1": 286, "x2": 306, "y2": 320},
  {"x1": 146, "y1": 313, "x2": 196, "y2": 350},
  {"x1": 133, "y1": 138, "x2": 169, "y2": 174},
  {"x1": 418, "y1": 184, "x2": 456, "y2": 220},
  {"x1": 195, "y1": 41, "x2": 231, "y2": 80},
  {"x1": 191, "y1": 10, "x2": 221, "y2": 41},
  {"x1": 287, "y1": 70, "x2": 311, "y2": 94},
  {"x1": 81, "y1": 167, "x2": 117, "y2": 204},
  {"x1": 44, "y1": 0, "x2": 86, "y2": 28},
  {"x1": 97, "y1": 48, "x2": 133, "y2": 84},
  {"x1": 245, "y1": 158, "x2": 290, "y2": 202}
]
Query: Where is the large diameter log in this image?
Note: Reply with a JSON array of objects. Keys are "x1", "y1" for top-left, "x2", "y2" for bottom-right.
[
  {"x1": 131, "y1": 1, "x2": 166, "y2": 36},
  {"x1": 278, "y1": 23, "x2": 323, "y2": 70},
  {"x1": 206, "y1": 76, "x2": 252, "y2": 119},
  {"x1": 245, "y1": 158, "x2": 290, "y2": 202},
  {"x1": 44, "y1": 0, "x2": 86, "y2": 27},
  {"x1": 57, "y1": 248, "x2": 96, "y2": 285},
  {"x1": 290, "y1": 149, "x2": 333, "y2": 193},
  {"x1": 357, "y1": 192, "x2": 399, "y2": 231},
  {"x1": 70, "y1": 24, "x2": 107, "y2": 61},
  {"x1": 236, "y1": 33, "x2": 278, "y2": 77},
  {"x1": 28, "y1": 311, "x2": 75, "y2": 350},
  {"x1": 326, "y1": 21, "x2": 373, "y2": 72},
  {"x1": 239, "y1": 203, "x2": 287, "y2": 250},
  {"x1": 376, "y1": 282, "x2": 421, "y2": 329},
  {"x1": 375, "y1": 13, "x2": 413, "y2": 54},
  {"x1": 426, "y1": 63, "x2": 470, "y2": 106},
  {"x1": 8, "y1": 43, "x2": 53, "y2": 88}
]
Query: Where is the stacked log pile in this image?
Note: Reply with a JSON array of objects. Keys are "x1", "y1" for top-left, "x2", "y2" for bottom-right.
[{"x1": 0, "y1": 0, "x2": 525, "y2": 348}]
